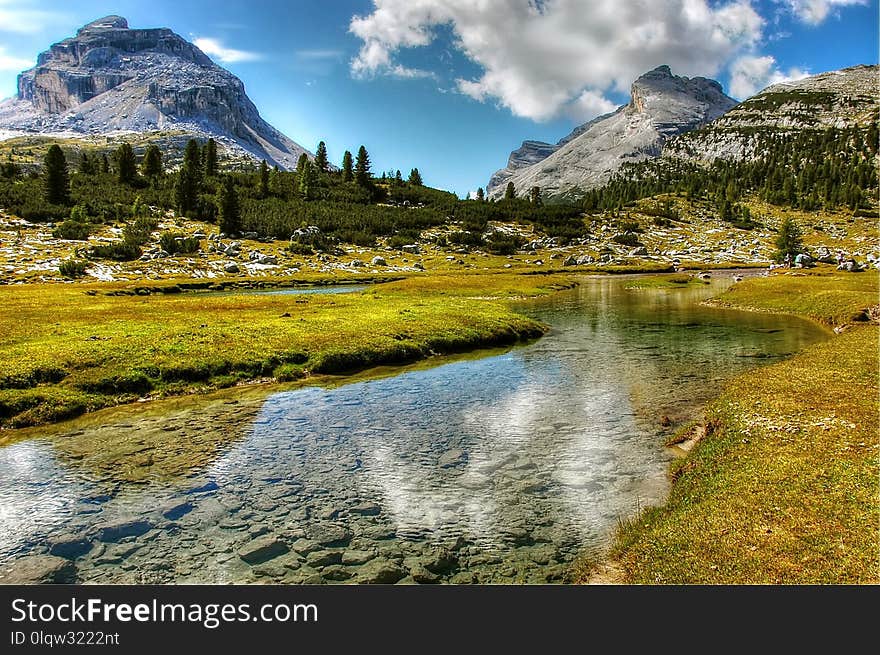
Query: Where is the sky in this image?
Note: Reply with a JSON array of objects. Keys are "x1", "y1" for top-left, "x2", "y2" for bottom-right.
[{"x1": 0, "y1": 0, "x2": 877, "y2": 195}]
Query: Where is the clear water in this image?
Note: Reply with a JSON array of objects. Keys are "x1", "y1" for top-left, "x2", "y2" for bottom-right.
[{"x1": 0, "y1": 274, "x2": 828, "y2": 583}]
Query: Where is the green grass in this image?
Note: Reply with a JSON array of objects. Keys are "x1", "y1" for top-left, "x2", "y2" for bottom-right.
[
  {"x1": 708, "y1": 267, "x2": 879, "y2": 326},
  {"x1": 587, "y1": 271, "x2": 879, "y2": 583},
  {"x1": 0, "y1": 274, "x2": 573, "y2": 429}
]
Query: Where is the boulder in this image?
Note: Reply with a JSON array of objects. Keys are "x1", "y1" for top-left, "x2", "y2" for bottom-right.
[
  {"x1": 306, "y1": 523, "x2": 352, "y2": 547},
  {"x1": 96, "y1": 519, "x2": 152, "y2": 542},
  {"x1": 371, "y1": 256, "x2": 387, "y2": 267},
  {"x1": 238, "y1": 535, "x2": 289, "y2": 565},
  {"x1": 48, "y1": 538, "x2": 93, "y2": 560},
  {"x1": 628, "y1": 246, "x2": 649, "y2": 257},
  {"x1": 401, "y1": 244, "x2": 420, "y2": 255},
  {"x1": 223, "y1": 262, "x2": 239, "y2": 274},
  {"x1": 355, "y1": 559, "x2": 407, "y2": 584},
  {"x1": 341, "y1": 550, "x2": 376, "y2": 565}
]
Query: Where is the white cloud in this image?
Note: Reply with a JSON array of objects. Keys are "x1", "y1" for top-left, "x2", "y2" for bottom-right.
[
  {"x1": 0, "y1": 46, "x2": 32, "y2": 71},
  {"x1": 0, "y1": 0, "x2": 68, "y2": 34},
  {"x1": 567, "y1": 90, "x2": 618, "y2": 123},
  {"x1": 349, "y1": 0, "x2": 764, "y2": 122},
  {"x1": 777, "y1": 0, "x2": 867, "y2": 25},
  {"x1": 193, "y1": 37, "x2": 261, "y2": 64},
  {"x1": 729, "y1": 54, "x2": 810, "y2": 98}
]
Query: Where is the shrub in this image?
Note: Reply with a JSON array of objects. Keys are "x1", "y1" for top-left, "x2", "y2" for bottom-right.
[
  {"x1": 484, "y1": 232, "x2": 524, "y2": 255},
  {"x1": 612, "y1": 233, "x2": 640, "y2": 246},
  {"x1": 89, "y1": 241, "x2": 142, "y2": 261},
  {"x1": 53, "y1": 220, "x2": 91, "y2": 240},
  {"x1": 159, "y1": 232, "x2": 200, "y2": 255},
  {"x1": 287, "y1": 241, "x2": 314, "y2": 255},
  {"x1": 59, "y1": 259, "x2": 89, "y2": 278}
]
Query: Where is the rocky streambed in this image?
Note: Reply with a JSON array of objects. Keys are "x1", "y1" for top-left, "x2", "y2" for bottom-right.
[{"x1": 0, "y1": 275, "x2": 829, "y2": 584}]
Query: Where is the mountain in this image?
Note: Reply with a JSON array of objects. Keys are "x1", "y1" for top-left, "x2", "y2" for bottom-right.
[
  {"x1": 664, "y1": 64, "x2": 879, "y2": 163},
  {"x1": 486, "y1": 65, "x2": 737, "y2": 200},
  {"x1": 0, "y1": 16, "x2": 310, "y2": 169}
]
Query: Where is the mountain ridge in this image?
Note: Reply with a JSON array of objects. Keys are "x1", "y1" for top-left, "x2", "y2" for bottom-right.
[{"x1": 487, "y1": 65, "x2": 737, "y2": 200}]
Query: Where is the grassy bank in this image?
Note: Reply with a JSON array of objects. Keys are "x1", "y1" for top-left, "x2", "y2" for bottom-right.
[
  {"x1": 585, "y1": 270, "x2": 879, "y2": 583},
  {"x1": 0, "y1": 273, "x2": 573, "y2": 429}
]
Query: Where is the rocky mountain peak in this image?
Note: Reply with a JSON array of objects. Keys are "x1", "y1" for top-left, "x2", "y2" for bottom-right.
[
  {"x1": 0, "y1": 16, "x2": 310, "y2": 170},
  {"x1": 487, "y1": 65, "x2": 737, "y2": 199},
  {"x1": 77, "y1": 15, "x2": 129, "y2": 34}
]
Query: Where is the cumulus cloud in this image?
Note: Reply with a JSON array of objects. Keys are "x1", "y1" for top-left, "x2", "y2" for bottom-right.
[
  {"x1": 193, "y1": 37, "x2": 261, "y2": 64},
  {"x1": 349, "y1": 0, "x2": 765, "y2": 121},
  {"x1": 0, "y1": 46, "x2": 32, "y2": 71},
  {"x1": 729, "y1": 54, "x2": 810, "y2": 98},
  {"x1": 777, "y1": 0, "x2": 867, "y2": 25}
]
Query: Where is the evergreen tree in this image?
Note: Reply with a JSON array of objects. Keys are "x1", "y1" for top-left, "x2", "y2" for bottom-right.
[
  {"x1": 141, "y1": 144, "x2": 163, "y2": 179},
  {"x1": 314, "y1": 141, "x2": 328, "y2": 172},
  {"x1": 114, "y1": 143, "x2": 138, "y2": 184},
  {"x1": 298, "y1": 160, "x2": 315, "y2": 200},
  {"x1": 504, "y1": 182, "x2": 515, "y2": 199},
  {"x1": 203, "y1": 138, "x2": 218, "y2": 177},
  {"x1": 99, "y1": 153, "x2": 110, "y2": 174},
  {"x1": 259, "y1": 160, "x2": 270, "y2": 198},
  {"x1": 529, "y1": 186, "x2": 542, "y2": 205},
  {"x1": 43, "y1": 144, "x2": 70, "y2": 205},
  {"x1": 175, "y1": 139, "x2": 203, "y2": 216},
  {"x1": 217, "y1": 175, "x2": 241, "y2": 236},
  {"x1": 476, "y1": 187, "x2": 485, "y2": 201},
  {"x1": 341, "y1": 150, "x2": 353, "y2": 182},
  {"x1": 77, "y1": 152, "x2": 94, "y2": 175},
  {"x1": 774, "y1": 215, "x2": 803, "y2": 263},
  {"x1": 295, "y1": 153, "x2": 308, "y2": 178},
  {"x1": 269, "y1": 166, "x2": 282, "y2": 197},
  {"x1": 355, "y1": 145, "x2": 371, "y2": 187},
  {"x1": 408, "y1": 168, "x2": 423, "y2": 186},
  {"x1": 394, "y1": 169, "x2": 403, "y2": 185}
]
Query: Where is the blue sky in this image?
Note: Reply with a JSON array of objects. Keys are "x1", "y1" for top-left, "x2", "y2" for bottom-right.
[{"x1": 0, "y1": 0, "x2": 876, "y2": 195}]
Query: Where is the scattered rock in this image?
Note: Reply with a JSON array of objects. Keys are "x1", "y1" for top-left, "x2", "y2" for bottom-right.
[
  {"x1": 306, "y1": 550, "x2": 342, "y2": 567},
  {"x1": 49, "y1": 538, "x2": 93, "y2": 560},
  {"x1": 355, "y1": 559, "x2": 407, "y2": 584},
  {"x1": 238, "y1": 535, "x2": 289, "y2": 565},
  {"x1": 96, "y1": 519, "x2": 152, "y2": 543},
  {"x1": 341, "y1": 549, "x2": 376, "y2": 565},
  {"x1": 306, "y1": 523, "x2": 352, "y2": 547}
]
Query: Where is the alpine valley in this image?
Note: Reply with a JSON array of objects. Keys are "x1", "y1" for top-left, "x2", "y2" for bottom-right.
[{"x1": 0, "y1": 13, "x2": 877, "y2": 589}]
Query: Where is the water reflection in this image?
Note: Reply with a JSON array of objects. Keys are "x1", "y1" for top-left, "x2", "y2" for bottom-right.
[{"x1": 0, "y1": 275, "x2": 829, "y2": 583}]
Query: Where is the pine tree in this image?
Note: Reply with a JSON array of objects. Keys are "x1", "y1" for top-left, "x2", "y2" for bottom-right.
[
  {"x1": 504, "y1": 182, "x2": 515, "y2": 199},
  {"x1": 355, "y1": 145, "x2": 371, "y2": 187},
  {"x1": 774, "y1": 215, "x2": 802, "y2": 263},
  {"x1": 114, "y1": 143, "x2": 138, "y2": 184},
  {"x1": 341, "y1": 150, "x2": 353, "y2": 182},
  {"x1": 529, "y1": 186, "x2": 542, "y2": 205},
  {"x1": 298, "y1": 160, "x2": 315, "y2": 200},
  {"x1": 314, "y1": 141, "x2": 328, "y2": 172},
  {"x1": 175, "y1": 139, "x2": 203, "y2": 216},
  {"x1": 141, "y1": 144, "x2": 163, "y2": 179},
  {"x1": 476, "y1": 187, "x2": 485, "y2": 201},
  {"x1": 408, "y1": 168, "x2": 423, "y2": 186},
  {"x1": 99, "y1": 153, "x2": 109, "y2": 174},
  {"x1": 203, "y1": 138, "x2": 218, "y2": 177},
  {"x1": 217, "y1": 175, "x2": 241, "y2": 236},
  {"x1": 295, "y1": 153, "x2": 308, "y2": 178},
  {"x1": 394, "y1": 169, "x2": 403, "y2": 185},
  {"x1": 43, "y1": 145, "x2": 70, "y2": 205},
  {"x1": 259, "y1": 160, "x2": 269, "y2": 198},
  {"x1": 77, "y1": 152, "x2": 94, "y2": 175}
]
